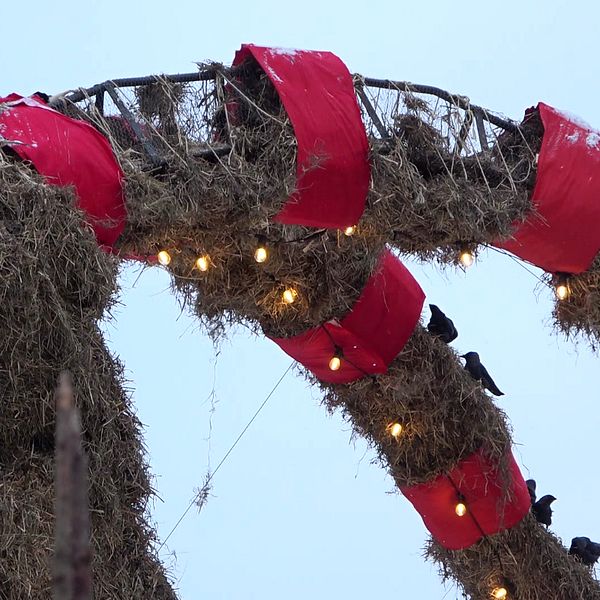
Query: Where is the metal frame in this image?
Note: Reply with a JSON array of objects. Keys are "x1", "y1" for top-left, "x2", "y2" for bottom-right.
[
  {"x1": 49, "y1": 67, "x2": 517, "y2": 166},
  {"x1": 103, "y1": 81, "x2": 165, "y2": 167}
]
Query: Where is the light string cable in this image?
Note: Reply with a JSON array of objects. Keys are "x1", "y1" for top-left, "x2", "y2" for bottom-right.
[{"x1": 157, "y1": 361, "x2": 294, "y2": 552}]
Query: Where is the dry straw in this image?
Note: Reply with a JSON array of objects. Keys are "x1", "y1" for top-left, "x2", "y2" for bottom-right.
[
  {"x1": 428, "y1": 515, "x2": 600, "y2": 600},
  {"x1": 551, "y1": 255, "x2": 600, "y2": 349},
  {"x1": 0, "y1": 158, "x2": 176, "y2": 598}
]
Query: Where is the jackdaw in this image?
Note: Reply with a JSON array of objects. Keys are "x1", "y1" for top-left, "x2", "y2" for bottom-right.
[
  {"x1": 570, "y1": 537, "x2": 600, "y2": 566},
  {"x1": 532, "y1": 494, "x2": 556, "y2": 527},
  {"x1": 427, "y1": 304, "x2": 458, "y2": 343},
  {"x1": 461, "y1": 352, "x2": 504, "y2": 396}
]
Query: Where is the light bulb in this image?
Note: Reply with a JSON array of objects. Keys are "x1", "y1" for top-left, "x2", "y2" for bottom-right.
[
  {"x1": 492, "y1": 587, "x2": 508, "y2": 600},
  {"x1": 328, "y1": 356, "x2": 342, "y2": 371},
  {"x1": 555, "y1": 283, "x2": 569, "y2": 301},
  {"x1": 157, "y1": 250, "x2": 171, "y2": 266},
  {"x1": 254, "y1": 245, "x2": 268, "y2": 263},
  {"x1": 455, "y1": 502, "x2": 467, "y2": 517},
  {"x1": 344, "y1": 225, "x2": 357, "y2": 236},
  {"x1": 459, "y1": 249, "x2": 474, "y2": 268},
  {"x1": 196, "y1": 255, "x2": 210, "y2": 272},
  {"x1": 282, "y1": 288, "x2": 298, "y2": 304},
  {"x1": 389, "y1": 422, "x2": 403, "y2": 438}
]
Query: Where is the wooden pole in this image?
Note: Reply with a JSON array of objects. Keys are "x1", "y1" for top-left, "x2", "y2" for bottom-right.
[{"x1": 54, "y1": 372, "x2": 92, "y2": 600}]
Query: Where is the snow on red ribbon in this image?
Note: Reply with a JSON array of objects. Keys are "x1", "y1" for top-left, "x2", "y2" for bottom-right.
[
  {"x1": 400, "y1": 447, "x2": 531, "y2": 550},
  {"x1": 269, "y1": 250, "x2": 425, "y2": 384},
  {"x1": 0, "y1": 94, "x2": 126, "y2": 250},
  {"x1": 495, "y1": 103, "x2": 600, "y2": 274},
  {"x1": 232, "y1": 44, "x2": 370, "y2": 229}
]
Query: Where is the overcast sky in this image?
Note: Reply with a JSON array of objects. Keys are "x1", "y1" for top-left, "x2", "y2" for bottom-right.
[{"x1": 3, "y1": 1, "x2": 600, "y2": 598}]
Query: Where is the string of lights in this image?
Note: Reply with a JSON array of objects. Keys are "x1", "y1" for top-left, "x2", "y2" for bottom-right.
[
  {"x1": 318, "y1": 323, "x2": 377, "y2": 380},
  {"x1": 152, "y1": 225, "x2": 363, "y2": 307},
  {"x1": 446, "y1": 473, "x2": 513, "y2": 599},
  {"x1": 155, "y1": 224, "x2": 357, "y2": 269},
  {"x1": 149, "y1": 193, "x2": 568, "y2": 600},
  {"x1": 484, "y1": 244, "x2": 574, "y2": 302}
]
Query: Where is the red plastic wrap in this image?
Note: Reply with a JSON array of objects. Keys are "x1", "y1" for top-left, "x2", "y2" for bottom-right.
[
  {"x1": 495, "y1": 103, "x2": 600, "y2": 273},
  {"x1": 0, "y1": 94, "x2": 126, "y2": 249},
  {"x1": 233, "y1": 44, "x2": 370, "y2": 229},
  {"x1": 269, "y1": 250, "x2": 425, "y2": 384},
  {"x1": 401, "y1": 448, "x2": 531, "y2": 550}
]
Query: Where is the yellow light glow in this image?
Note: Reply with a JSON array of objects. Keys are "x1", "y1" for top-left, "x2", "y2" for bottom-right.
[
  {"x1": 555, "y1": 283, "x2": 570, "y2": 301},
  {"x1": 328, "y1": 356, "x2": 342, "y2": 371},
  {"x1": 344, "y1": 225, "x2": 357, "y2": 236},
  {"x1": 254, "y1": 246, "x2": 268, "y2": 263},
  {"x1": 157, "y1": 250, "x2": 171, "y2": 266},
  {"x1": 389, "y1": 422, "x2": 403, "y2": 438},
  {"x1": 196, "y1": 255, "x2": 210, "y2": 272},
  {"x1": 492, "y1": 587, "x2": 508, "y2": 600},
  {"x1": 459, "y1": 250, "x2": 474, "y2": 268},
  {"x1": 455, "y1": 502, "x2": 467, "y2": 517},
  {"x1": 282, "y1": 288, "x2": 298, "y2": 304}
]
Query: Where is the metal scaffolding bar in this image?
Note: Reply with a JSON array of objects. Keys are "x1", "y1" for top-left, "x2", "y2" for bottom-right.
[{"x1": 51, "y1": 68, "x2": 518, "y2": 133}]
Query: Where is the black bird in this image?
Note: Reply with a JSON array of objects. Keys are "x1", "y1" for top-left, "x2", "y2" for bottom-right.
[
  {"x1": 427, "y1": 304, "x2": 458, "y2": 343},
  {"x1": 532, "y1": 494, "x2": 556, "y2": 527},
  {"x1": 32, "y1": 91, "x2": 50, "y2": 103},
  {"x1": 461, "y1": 352, "x2": 504, "y2": 396},
  {"x1": 570, "y1": 537, "x2": 600, "y2": 566},
  {"x1": 526, "y1": 479, "x2": 537, "y2": 504}
]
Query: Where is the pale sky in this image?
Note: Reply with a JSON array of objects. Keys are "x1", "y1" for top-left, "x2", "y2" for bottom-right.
[{"x1": 3, "y1": 1, "x2": 600, "y2": 598}]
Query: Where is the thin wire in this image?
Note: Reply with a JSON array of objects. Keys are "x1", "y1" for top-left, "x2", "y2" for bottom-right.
[
  {"x1": 447, "y1": 474, "x2": 487, "y2": 540},
  {"x1": 278, "y1": 228, "x2": 328, "y2": 245},
  {"x1": 319, "y1": 323, "x2": 377, "y2": 380},
  {"x1": 484, "y1": 244, "x2": 549, "y2": 288},
  {"x1": 447, "y1": 473, "x2": 509, "y2": 588},
  {"x1": 157, "y1": 361, "x2": 294, "y2": 553}
]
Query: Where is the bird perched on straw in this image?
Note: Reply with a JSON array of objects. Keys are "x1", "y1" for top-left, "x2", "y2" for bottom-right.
[
  {"x1": 461, "y1": 352, "x2": 504, "y2": 396},
  {"x1": 32, "y1": 91, "x2": 50, "y2": 103},
  {"x1": 526, "y1": 479, "x2": 537, "y2": 505},
  {"x1": 427, "y1": 304, "x2": 458, "y2": 343},
  {"x1": 570, "y1": 537, "x2": 600, "y2": 566},
  {"x1": 532, "y1": 494, "x2": 556, "y2": 527}
]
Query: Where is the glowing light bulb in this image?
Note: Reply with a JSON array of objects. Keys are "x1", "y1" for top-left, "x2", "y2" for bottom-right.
[
  {"x1": 254, "y1": 246, "x2": 268, "y2": 263},
  {"x1": 389, "y1": 422, "x2": 403, "y2": 438},
  {"x1": 492, "y1": 587, "x2": 508, "y2": 599},
  {"x1": 344, "y1": 225, "x2": 357, "y2": 236},
  {"x1": 555, "y1": 283, "x2": 570, "y2": 301},
  {"x1": 455, "y1": 502, "x2": 467, "y2": 517},
  {"x1": 282, "y1": 288, "x2": 298, "y2": 304},
  {"x1": 196, "y1": 255, "x2": 210, "y2": 272},
  {"x1": 157, "y1": 250, "x2": 171, "y2": 266},
  {"x1": 459, "y1": 249, "x2": 474, "y2": 268},
  {"x1": 329, "y1": 356, "x2": 342, "y2": 371}
]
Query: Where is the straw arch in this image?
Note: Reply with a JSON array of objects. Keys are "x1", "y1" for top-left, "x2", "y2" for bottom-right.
[{"x1": 1, "y1": 46, "x2": 599, "y2": 599}]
